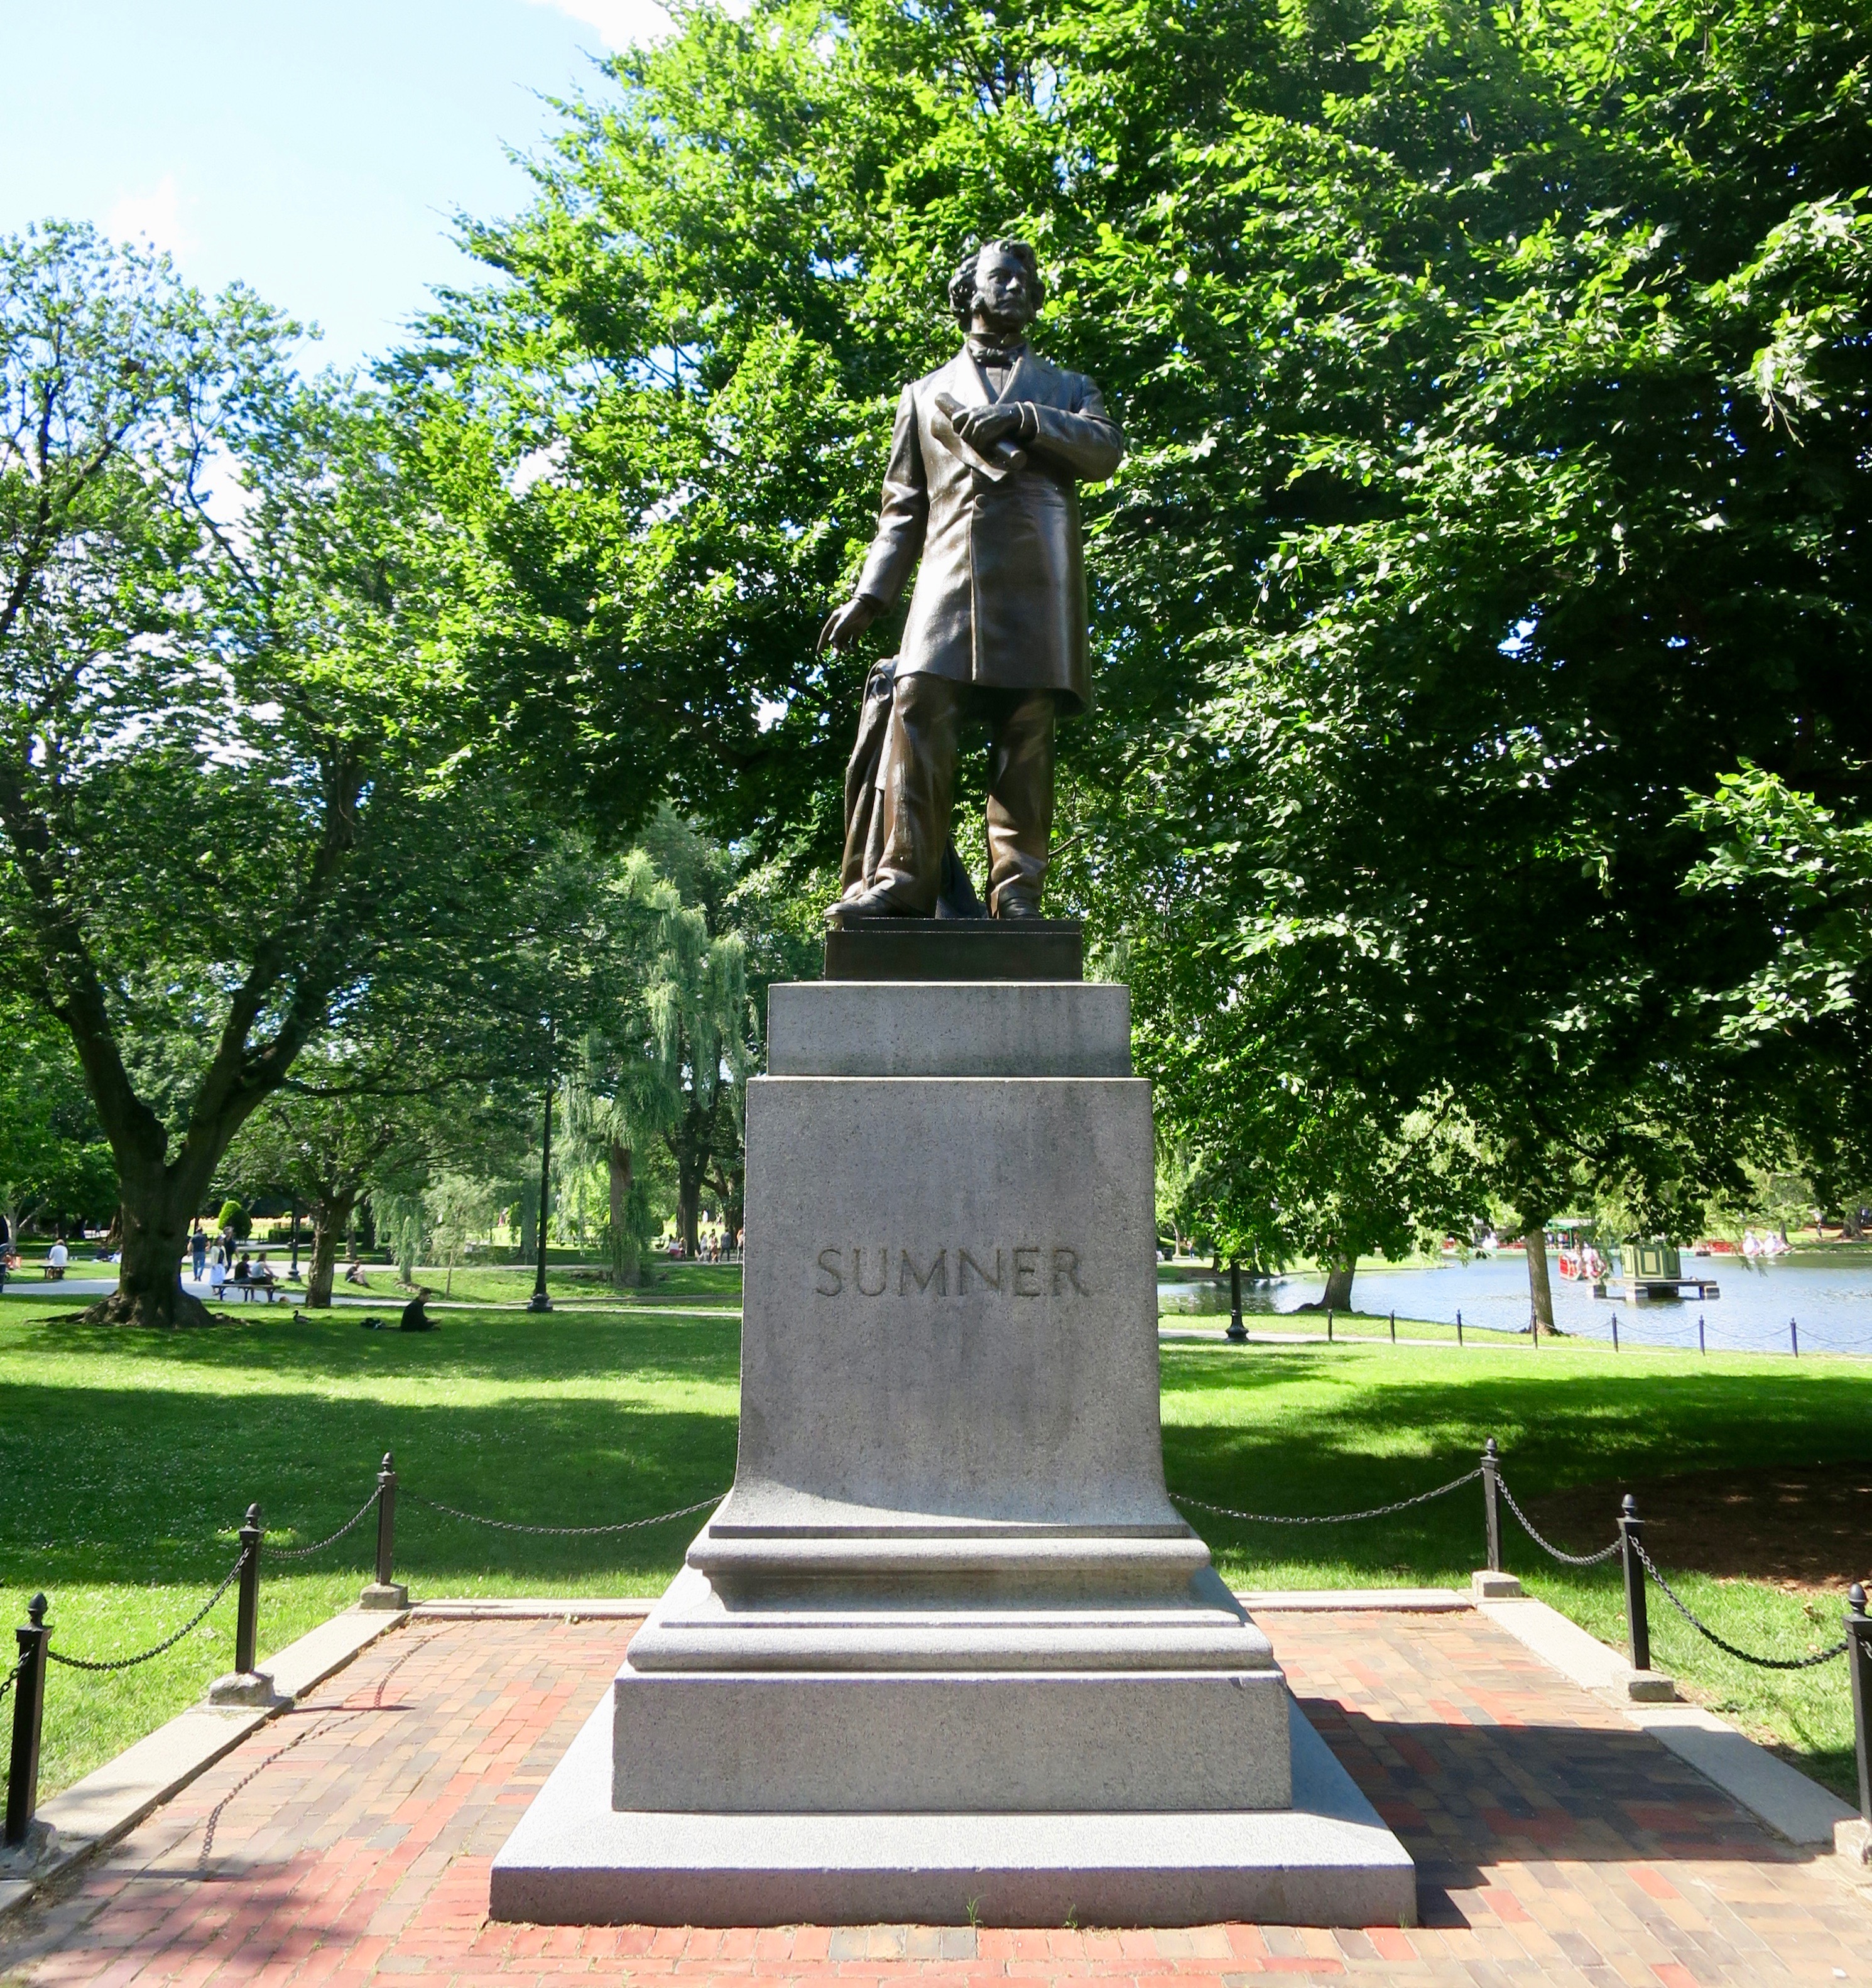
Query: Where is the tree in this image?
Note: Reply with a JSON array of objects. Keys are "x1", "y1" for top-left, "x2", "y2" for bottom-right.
[
  {"x1": 1683, "y1": 766, "x2": 1872, "y2": 1222},
  {"x1": 227, "y1": 1082, "x2": 425, "y2": 1306},
  {"x1": 0, "y1": 223, "x2": 503, "y2": 1326},
  {"x1": 558, "y1": 817, "x2": 757, "y2": 1260},
  {"x1": 559, "y1": 1045, "x2": 653, "y2": 1283},
  {"x1": 0, "y1": 998, "x2": 114, "y2": 1242},
  {"x1": 425, "y1": 1171, "x2": 501, "y2": 1297},
  {"x1": 420, "y1": 0, "x2": 1868, "y2": 1283},
  {"x1": 1090, "y1": 0, "x2": 1872, "y2": 1320},
  {"x1": 1133, "y1": 943, "x2": 1486, "y2": 1306}
]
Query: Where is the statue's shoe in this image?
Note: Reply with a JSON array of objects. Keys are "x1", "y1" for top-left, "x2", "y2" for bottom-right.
[
  {"x1": 991, "y1": 890, "x2": 1044, "y2": 920},
  {"x1": 825, "y1": 885, "x2": 925, "y2": 927}
]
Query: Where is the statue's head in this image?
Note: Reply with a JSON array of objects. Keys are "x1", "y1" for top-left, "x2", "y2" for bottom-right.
[{"x1": 949, "y1": 237, "x2": 1045, "y2": 333}]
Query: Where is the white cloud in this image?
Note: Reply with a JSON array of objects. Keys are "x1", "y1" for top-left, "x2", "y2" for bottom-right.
[
  {"x1": 104, "y1": 173, "x2": 193, "y2": 256},
  {"x1": 523, "y1": 0, "x2": 672, "y2": 48}
]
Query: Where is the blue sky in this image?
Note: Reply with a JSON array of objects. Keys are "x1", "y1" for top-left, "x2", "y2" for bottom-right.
[{"x1": 0, "y1": 0, "x2": 668, "y2": 371}]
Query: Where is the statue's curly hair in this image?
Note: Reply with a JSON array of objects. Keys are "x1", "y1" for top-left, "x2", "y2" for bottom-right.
[{"x1": 947, "y1": 238, "x2": 1045, "y2": 325}]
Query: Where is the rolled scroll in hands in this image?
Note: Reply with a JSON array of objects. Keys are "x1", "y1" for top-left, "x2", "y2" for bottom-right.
[{"x1": 932, "y1": 391, "x2": 1027, "y2": 479}]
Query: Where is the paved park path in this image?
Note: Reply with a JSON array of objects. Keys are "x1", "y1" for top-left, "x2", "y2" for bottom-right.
[{"x1": 4, "y1": 1610, "x2": 1868, "y2": 1985}]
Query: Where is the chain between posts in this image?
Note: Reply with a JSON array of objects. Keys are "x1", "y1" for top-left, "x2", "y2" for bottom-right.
[
  {"x1": 1494, "y1": 1476, "x2": 1624, "y2": 1566},
  {"x1": 45, "y1": 1554, "x2": 246, "y2": 1673},
  {"x1": 1633, "y1": 1538, "x2": 1850, "y2": 1670},
  {"x1": 263, "y1": 1486, "x2": 383, "y2": 1561},
  {"x1": 401, "y1": 1491, "x2": 726, "y2": 1536},
  {"x1": 1172, "y1": 1467, "x2": 1482, "y2": 1528}
]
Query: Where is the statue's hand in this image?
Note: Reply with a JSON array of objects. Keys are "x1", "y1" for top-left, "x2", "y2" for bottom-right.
[
  {"x1": 954, "y1": 405, "x2": 1023, "y2": 449},
  {"x1": 816, "y1": 594, "x2": 879, "y2": 654}
]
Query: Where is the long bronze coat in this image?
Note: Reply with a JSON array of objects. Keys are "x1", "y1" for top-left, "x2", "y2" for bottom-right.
[{"x1": 854, "y1": 344, "x2": 1124, "y2": 712}]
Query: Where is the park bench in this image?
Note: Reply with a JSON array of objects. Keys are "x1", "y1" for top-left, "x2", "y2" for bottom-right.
[{"x1": 227, "y1": 1276, "x2": 284, "y2": 1303}]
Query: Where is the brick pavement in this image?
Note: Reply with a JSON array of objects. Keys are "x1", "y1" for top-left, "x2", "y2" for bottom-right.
[{"x1": 3, "y1": 1608, "x2": 1870, "y2": 1985}]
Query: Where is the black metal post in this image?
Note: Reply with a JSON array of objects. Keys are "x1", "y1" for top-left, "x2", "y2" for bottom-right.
[
  {"x1": 1326, "y1": 1308, "x2": 1333, "y2": 1343},
  {"x1": 1456, "y1": 1308, "x2": 1463, "y2": 1347},
  {"x1": 1790, "y1": 1317, "x2": 1799, "y2": 1358},
  {"x1": 4, "y1": 1594, "x2": 49, "y2": 1849},
  {"x1": 1619, "y1": 1493, "x2": 1650, "y2": 1674},
  {"x1": 1612, "y1": 1311, "x2": 1619, "y2": 1353},
  {"x1": 289, "y1": 1200, "x2": 300, "y2": 1280},
  {"x1": 235, "y1": 1504, "x2": 263, "y2": 1676},
  {"x1": 1389, "y1": 1309, "x2": 1396, "y2": 1344},
  {"x1": 1226, "y1": 1259, "x2": 1246, "y2": 1342},
  {"x1": 1846, "y1": 1583, "x2": 1872, "y2": 1825},
  {"x1": 1481, "y1": 1438, "x2": 1502, "y2": 1573},
  {"x1": 1698, "y1": 1312, "x2": 1706, "y2": 1356},
  {"x1": 1531, "y1": 1301, "x2": 1539, "y2": 1349},
  {"x1": 374, "y1": 1453, "x2": 398, "y2": 1589},
  {"x1": 529, "y1": 1023, "x2": 554, "y2": 1314}
]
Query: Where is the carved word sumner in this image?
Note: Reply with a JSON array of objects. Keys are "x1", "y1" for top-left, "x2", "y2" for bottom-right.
[{"x1": 816, "y1": 1246, "x2": 1090, "y2": 1299}]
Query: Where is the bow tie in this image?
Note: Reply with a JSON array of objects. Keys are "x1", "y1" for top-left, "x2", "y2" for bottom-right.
[{"x1": 967, "y1": 335, "x2": 1026, "y2": 366}]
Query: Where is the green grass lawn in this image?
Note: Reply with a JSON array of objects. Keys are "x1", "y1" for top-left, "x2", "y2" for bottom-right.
[
  {"x1": 422, "y1": 1259, "x2": 744, "y2": 1306},
  {"x1": 1163, "y1": 1337, "x2": 1872, "y2": 1799},
  {"x1": 3, "y1": 1300, "x2": 1868, "y2": 1805},
  {"x1": 194, "y1": 1257, "x2": 745, "y2": 1308}
]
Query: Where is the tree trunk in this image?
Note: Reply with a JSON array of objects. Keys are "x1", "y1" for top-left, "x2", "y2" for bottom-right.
[
  {"x1": 667, "y1": 1097, "x2": 716, "y2": 1257},
  {"x1": 87, "y1": 1169, "x2": 212, "y2": 1328},
  {"x1": 607, "y1": 1136, "x2": 635, "y2": 1285},
  {"x1": 1523, "y1": 1219, "x2": 1554, "y2": 1333},
  {"x1": 1320, "y1": 1258, "x2": 1356, "y2": 1310},
  {"x1": 305, "y1": 1188, "x2": 355, "y2": 1309}
]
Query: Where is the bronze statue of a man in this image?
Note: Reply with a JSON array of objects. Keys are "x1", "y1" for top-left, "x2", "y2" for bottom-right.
[{"x1": 820, "y1": 238, "x2": 1124, "y2": 922}]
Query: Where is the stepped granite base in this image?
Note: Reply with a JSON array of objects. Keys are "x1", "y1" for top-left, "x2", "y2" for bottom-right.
[
  {"x1": 491, "y1": 971, "x2": 1414, "y2": 1926},
  {"x1": 491, "y1": 1691, "x2": 1415, "y2": 1928}
]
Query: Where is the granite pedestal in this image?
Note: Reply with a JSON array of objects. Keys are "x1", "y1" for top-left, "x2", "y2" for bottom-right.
[{"x1": 492, "y1": 973, "x2": 1415, "y2": 1926}]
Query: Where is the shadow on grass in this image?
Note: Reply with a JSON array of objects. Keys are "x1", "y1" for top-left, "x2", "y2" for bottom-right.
[
  {"x1": 13, "y1": 1305, "x2": 740, "y2": 1388},
  {"x1": 1160, "y1": 1343, "x2": 1872, "y2": 1586},
  {"x1": 0, "y1": 1377, "x2": 737, "y2": 1594}
]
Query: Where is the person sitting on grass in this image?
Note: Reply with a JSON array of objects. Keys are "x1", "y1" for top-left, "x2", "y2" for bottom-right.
[
  {"x1": 343, "y1": 1255, "x2": 369, "y2": 1286},
  {"x1": 400, "y1": 1289, "x2": 437, "y2": 1332},
  {"x1": 45, "y1": 1238, "x2": 68, "y2": 1281}
]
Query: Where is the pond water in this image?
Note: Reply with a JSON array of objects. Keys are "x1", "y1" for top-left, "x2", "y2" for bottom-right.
[{"x1": 1160, "y1": 1251, "x2": 1872, "y2": 1357}]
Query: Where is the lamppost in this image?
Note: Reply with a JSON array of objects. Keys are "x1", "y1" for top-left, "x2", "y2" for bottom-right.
[{"x1": 528, "y1": 1019, "x2": 554, "y2": 1314}]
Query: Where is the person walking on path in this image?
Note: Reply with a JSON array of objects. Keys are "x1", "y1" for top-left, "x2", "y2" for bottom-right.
[{"x1": 190, "y1": 1225, "x2": 208, "y2": 1282}]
